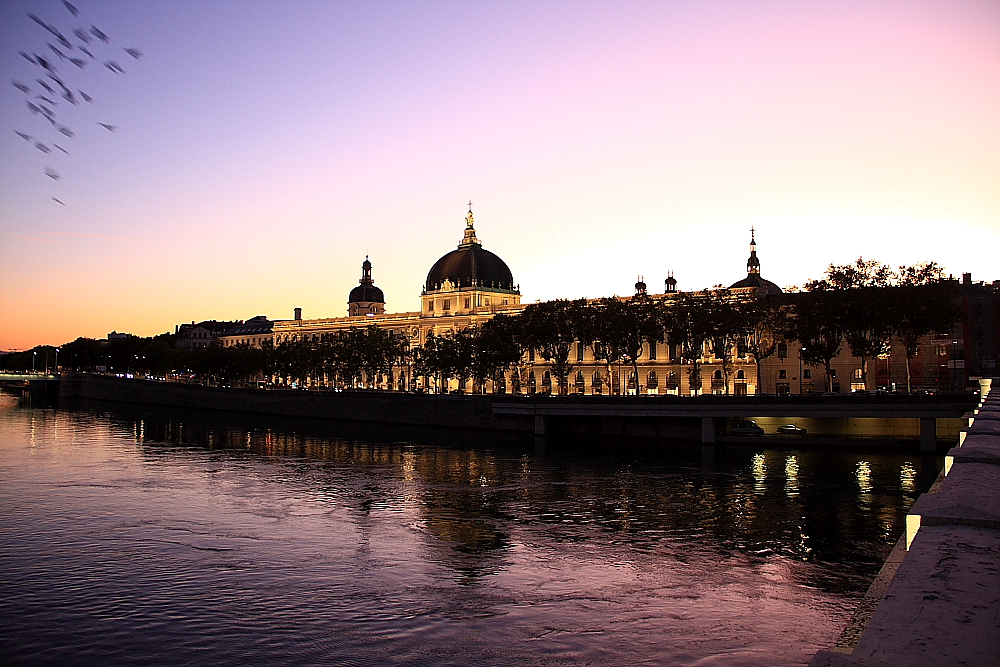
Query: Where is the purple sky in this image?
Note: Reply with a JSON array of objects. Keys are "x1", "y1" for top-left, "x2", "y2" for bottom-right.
[{"x1": 2, "y1": 0, "x2": 998, "y2": 348}]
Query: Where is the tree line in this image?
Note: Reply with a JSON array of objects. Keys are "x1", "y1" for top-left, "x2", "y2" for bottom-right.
[{"x1": 1, "y1": 259, "x2": 960, "y2": 394}]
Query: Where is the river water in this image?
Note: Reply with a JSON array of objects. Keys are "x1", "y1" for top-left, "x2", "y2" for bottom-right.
[{"x1": 0, "y1": 393, "x2": 939, "y2": 666}]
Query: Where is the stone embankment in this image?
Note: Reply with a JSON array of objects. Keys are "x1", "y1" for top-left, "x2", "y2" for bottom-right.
[
  {"x1": 811, "y1": 378, "x2": 999, "y2": 667},
  {"x1": 57, "y1": 373, "x2": 514, "y2": 431}
]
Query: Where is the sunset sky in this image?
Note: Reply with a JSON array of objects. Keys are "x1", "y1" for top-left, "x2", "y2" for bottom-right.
[{"x1": 1, "y1": 0, "x2": 998, "y2": 350}]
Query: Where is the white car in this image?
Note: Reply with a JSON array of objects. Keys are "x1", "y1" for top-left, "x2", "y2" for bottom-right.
[{"x1": 777, "y1": 424, "x2": 807, "y2": 435}]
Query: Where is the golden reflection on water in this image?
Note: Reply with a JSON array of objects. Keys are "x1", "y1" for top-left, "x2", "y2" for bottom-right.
[
  {"x1": 752, "y1": 452, "x2": 766, "y2": 495},
  {"x1": 856, "y1": 461, "x2": 873, "y2": 494},
  {"x1": 784, "y1": 455, "x2": 799, "y2": 498},
  {"x1": 900, "y1": 462, "x2": 916, "y2": 493}
]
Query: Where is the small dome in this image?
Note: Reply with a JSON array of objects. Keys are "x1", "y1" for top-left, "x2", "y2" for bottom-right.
[
  {"x1": 349, "y1": 283, "x2": 384, "y2": 303},
  {"x1": 729, "y1": 273, "x2": 782, "y2": 295}
]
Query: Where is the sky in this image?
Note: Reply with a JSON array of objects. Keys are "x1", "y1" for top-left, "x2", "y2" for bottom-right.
[{"x1": 1, "y1": 0, "x2": 998, "y2": 350}]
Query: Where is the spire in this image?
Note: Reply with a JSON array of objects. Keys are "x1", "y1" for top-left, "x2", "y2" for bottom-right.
[
  {"x1": 747, "y1": 227, "x2": 760, "y2": 275},
  {"x1": 360, "y1": 255, "x2": 373, "y2": 284},
  {"x1": 459, "y1": 200, "x2": 481, "y2": 248}
]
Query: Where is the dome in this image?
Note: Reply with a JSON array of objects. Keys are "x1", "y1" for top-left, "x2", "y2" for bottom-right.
[
  {"x1": 349, "y1": 283, "x2": 384, "y2": 303},
  {"x1": 728, "y1": 272, "x2": 782, "y2": 295},
  {"x1": 424, "y1": 206, "x2": 517, "y2": 293},
  {"x1": 426, "y1": 245, "x2": 516, "y2": 292},
  {"x1": 728, "y1": 228, "x2": 782, "y2": 295}
]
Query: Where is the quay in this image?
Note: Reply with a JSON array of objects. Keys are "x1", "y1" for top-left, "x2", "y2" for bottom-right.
[
  {"x1": 0, "y1": 372, "x2": 976, "y2": 449},
  {"x1": 812, "y1": 378, "x2": 999, "y2": 667}
]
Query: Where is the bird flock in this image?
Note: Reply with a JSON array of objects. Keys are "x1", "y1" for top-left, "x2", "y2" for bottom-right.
[{"x1": 10, "y1": 0, "x2": 143, "y2": 205}]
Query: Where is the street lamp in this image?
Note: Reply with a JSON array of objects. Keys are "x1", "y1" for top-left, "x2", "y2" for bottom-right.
[
  {"x1": 54, "y1": 348, "x2": 59, "y2": 376},
  {"x1": 952, "y1": 340, "x2": 959, "y2": 391},
  {"x1": 32, "y1": 351, "x2": 36, "y2": 373}
]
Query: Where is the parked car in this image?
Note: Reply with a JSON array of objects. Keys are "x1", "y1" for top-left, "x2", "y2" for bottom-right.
[
  {"x1": 777, "y1": 424, "x2": 807, "y2": 435},
  {"x1": 730, "y1": 420, "x2": 764, "y2": 436}
]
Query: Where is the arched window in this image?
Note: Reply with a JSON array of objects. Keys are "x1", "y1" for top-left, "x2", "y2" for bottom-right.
[
  {"x1": 736, "y1": 370, "x2": 745, "y2": 379},
  {"x1": 528, "y1": 372, "x2": 537, "y2": 395},
  {"x1": 646, "y1": 371, "x2": 658, "y2": 388},
  {"x1": 541, "y1": 370, "x2": 552, "y2": 394},
  {"x1": 592, "y1": 370, "x2": 603, "y2": 395},
  {"x1": 854, "y1": 368, "x2": 863, "y2": 380},
  {"x1": 575, "y1": 371, "x2": 585, "y2": 392},
  {"x1": 713, "y1": 369, "x2": 723, "y2": 379},
  {"x1": 627, "y1": 371, "x2": 638, "y2": 389},
  {"x1": 497, "y1": 376, "x2": 507, "y2": 395}
]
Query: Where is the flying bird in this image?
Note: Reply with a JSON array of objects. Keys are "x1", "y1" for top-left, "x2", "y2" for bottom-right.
[
  {"x1": 69, "y1": 57, "x2": 87, "y2": 68},
  {"x1": 35, "y1": 55, "x2": 56, "y2": 72},
  {"x1": 79, "y1": 46, "x2": 94, "y2": 59},
  {"x1": 36, "y1": 78, "x2": 55, "y2": 94},
  {"x1": 124, "y1": 47, "x2": 143, "y2": 60},
  {"x1": 45, "y1": 167, "x2": 61, "y2": 181},
  {"x1": 48, "y1": 43, "x2": 67, "y2": 60},
  {"x1": 63, "y1": 1, "x2": 80, "y2": 17},
  {"x1": 98, "y1": 123, "x2": 116, "y2": 132},
  {"x1": 57, "y1": 125, "x2": 75, "y2": 138},
  {"x1": 104, "y1": 60, "x2": 125, "y2": 74},
  {"x1": 26, "y1": 101, "x2": 41, "y2": 114},
  {"x1": 14, "y1": 131, "x2": 33, "y2": 142},
  {"x1": 90, "y1": 25, "x2": 110, "y2": 43},
  {"x1": 52, "y1": 197, "x2": 66, "y2": 206},
  {"x1": 34, "y1": 141, "x2": 51, "y2": 153},
  {"x1": 78, "y1": 90, "x2": 93, "y2": 103},
  {"x1": 61, "y1": 90, "x2": 78, "y2": 104},
  {"x1": 12, "y1": 80, "x2": 31, "y2": 94},
  {"x1": 73, "y1": 28, "x2": 91, "y2": 44},
  {"x1": 53, "y1": 143, "x2": 70, "y2": 155},
  {"x1": 28, "y1": 15, "x2": 72, "y2": 49},
  {"x1": 36, "y1": 95, "x2": 57, "y2": 106},
  {"x1": 19, "y1": 51, "x2": 37, "y2": 64}
]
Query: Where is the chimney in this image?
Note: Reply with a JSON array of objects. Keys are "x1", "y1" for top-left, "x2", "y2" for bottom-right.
[
  {"x1": 294, "y1": 307, "x2": 302, "y2": 321},
  {"x1": 963, "y1": 272, "x2": 972, "y2": 284}
]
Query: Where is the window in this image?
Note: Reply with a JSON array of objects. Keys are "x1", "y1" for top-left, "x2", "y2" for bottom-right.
[
  {"x1": 713, "y1": 370, "x2": 723, "y2": 379},
  {"x1": 528, "y1": 348, "x2": 535, "y2": 362},
  {"x1": 777, "y1": 342, "x2": 788, "y2": 359},
  {"x1": 649, "y1": 342, "x2": 657, "y2": 359},
  {"x1": 779, "y1": 369, "x2": 787, "y2": 379},
  {"x1": 803, "y1": 369, "x2": 812, "y2": 379},
  {"x1": 443, "y1": 299, "x2": 451, "y2": 311},
  {"x1": 427, "y1": 301, "x2": 434, "y2": 312},
  {"x1": 577, "y1": 341, "x2": 585, "y2": 362},
  {"x1": 592, "y1": 370, "x2": 603, "y2": 394},
  {"x1": 736, "y1": 370, "x2": 745, "y2": 379},
  {"x1": 830, "y1": 369, "x2": 837, "y2": 378},
  {"x1": 647, "y1": 371, "x2": 658, "y2": 388},
  {"x1": 854, "y1": 368, "x2": 863, "y2": 380},
  {"x1": 464, "y1": 297, "x2": 471, "y2": 309}
]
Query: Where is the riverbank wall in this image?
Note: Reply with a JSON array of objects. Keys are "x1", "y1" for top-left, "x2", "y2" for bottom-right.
[
  {"x1": 57, "y1": 373, "x2": 523, "y2": 432},
  {"x1": 811, "y1": 377, "x2": 999, "y2": 667}
]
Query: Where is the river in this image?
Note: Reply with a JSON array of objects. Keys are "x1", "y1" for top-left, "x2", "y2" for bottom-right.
[{"x1": 0, "y1": 393, "x2": 939, "y2": 666}]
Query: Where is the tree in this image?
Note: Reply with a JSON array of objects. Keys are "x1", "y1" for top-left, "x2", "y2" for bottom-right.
[
  {"x1": 807, "y1": 258, "x2": 899, "y2": 390},
  {"x1": 706, "y1": 290, "x2": 751, "y2": 395},
  {"x1": 517, "y1": 299, "x2": 588, "y2": 395},
  {"x1": 470, "y1": 314, "x2": 526, "y2": 393},
  {"x1": 662, "y1": 293, "x2": 716, "y2": 396},
  {"x1": 789, "y1": 290, "x2": 846, "y2": 392},
  {"x1": 743, "y1": 298, "x2": 786, "y2": 394},
  {"x1": 891, "y1": 281, "x2": 961, "y2": 392}
]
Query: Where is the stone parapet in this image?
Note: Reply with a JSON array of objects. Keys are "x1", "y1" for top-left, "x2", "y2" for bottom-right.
[{"x1": 812, "y1": 377, "x2": 1000, "y2": 667}]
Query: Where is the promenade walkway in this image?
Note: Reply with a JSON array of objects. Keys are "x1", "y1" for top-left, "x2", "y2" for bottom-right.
[{"x1": 811, "y1": 378, "x2": 999, "y2": 667}]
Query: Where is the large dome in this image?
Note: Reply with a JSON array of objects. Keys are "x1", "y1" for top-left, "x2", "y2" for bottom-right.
[
  {"x1": 728, "y1": 272, "x2": 782, "y2": 295},
  {"x1": 425, "y1": 207, "x2": 517, "y2": 293}
]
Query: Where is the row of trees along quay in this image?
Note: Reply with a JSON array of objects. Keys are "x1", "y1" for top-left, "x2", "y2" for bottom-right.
[{"x1": 2, "y1": 259, "x2": 962, "y2": 395}]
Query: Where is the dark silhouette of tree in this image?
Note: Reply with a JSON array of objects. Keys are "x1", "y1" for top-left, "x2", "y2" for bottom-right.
[
  {"x1": 662, "y1": 292, "x2": 715, "y2": 395},
  {"x1": 470, "y1": 314, "x2": 525, "y2": 393},
  {"x1": 891, "y1": 267, "x2": 961, "y2": 391},
  {"x1": 743, "y1": 298, "x2": 786, "y2": 394},
  {"x1": 518, "y1": 299, "x2": 587, "y2": 395}
]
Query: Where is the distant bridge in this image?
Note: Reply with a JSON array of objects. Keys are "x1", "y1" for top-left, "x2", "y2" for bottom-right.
[{"x1": 492, "y1": 393, "x2": 978, "y2": 449}]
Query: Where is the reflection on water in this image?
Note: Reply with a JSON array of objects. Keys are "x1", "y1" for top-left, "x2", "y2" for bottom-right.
[{"x1": 0, "y1": 395, "x2": 940, "y2": 667}]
